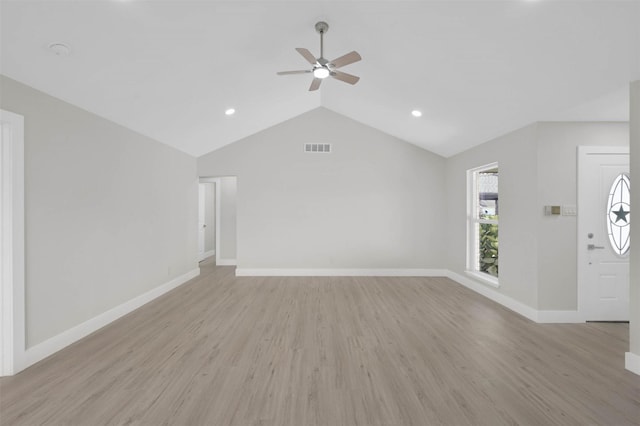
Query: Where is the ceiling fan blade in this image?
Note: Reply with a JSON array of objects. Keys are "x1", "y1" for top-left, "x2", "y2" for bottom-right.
[
  {"x1": 295, "y1": 48, "x2": 318, "y2": 65},
  {"x1": 309, "y1": 78, "x2": 322, "y2": 91},
  {"x1": 329, "y1": 51, "x2": 361, "y2": 68},
  {"x1": 331, "y1": 70, "x2": 360, "y2": 85},
  {"x1": 277, "y1": 70, "x2": 312, "y2": 75}
]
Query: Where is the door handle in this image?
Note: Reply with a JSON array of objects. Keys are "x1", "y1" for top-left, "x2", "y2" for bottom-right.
[{"x1": 587, "y1": 244, "x2": 604, "y2": 250}]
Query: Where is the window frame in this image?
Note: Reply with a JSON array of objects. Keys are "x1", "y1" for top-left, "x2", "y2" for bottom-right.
[{"x1": 466, "y1": 162, "x2": 500, "y2": 288}]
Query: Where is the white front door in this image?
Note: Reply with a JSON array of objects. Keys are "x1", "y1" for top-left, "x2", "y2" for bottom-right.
[{"x1": 578, "y1": 147, "x2": 630, "y2": 321}]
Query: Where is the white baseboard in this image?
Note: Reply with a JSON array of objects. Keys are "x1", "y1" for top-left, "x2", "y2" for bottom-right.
[
  {"x1": 626, "y1": 352, "x2": 640, "y2": 376},
  {"x1": 536, "y1": 310, "x2": 583, "y2": 323},
  {"x1": 445, "y1": 271, "x2": 539, "y2": 322},
  {"x1": 21, "y1": 267, "x2": 200, "y2": 372},
  {"x1": 445, "y1": 271, "x2": 583, "y2": 324},
  {"x1": 216, "y1": 258, "x2": 237, "y2": 266},
  {"x1": 10, "y1": 264, "x2": 627, "y2": 375},
  {"x1": 235, "y1": 268, "x2": 448, "y2": 277},
  {"x1": 198, "y1": 250, "x2": 215, "y2": 261},
  {"x1": 236, "y1": 268, "x2": 584, "y2": 324}
]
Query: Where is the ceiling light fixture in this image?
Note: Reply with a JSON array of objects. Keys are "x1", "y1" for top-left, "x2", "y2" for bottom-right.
[
  {"x1": 411, "y1": 110, "x2": 422, "y2": 117},
  {"x1": 313, "y1": 67, "x2": 330, "y2": 79},
  {"x1": 225, "y1": 108, "x2": 236, "y2": 116}
]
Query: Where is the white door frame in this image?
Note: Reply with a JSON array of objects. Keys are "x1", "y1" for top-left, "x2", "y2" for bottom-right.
[
  {"x1": 1, "y1": 109, "x2": 25, "y2": 376},
  {"x1": 577, "y1": 145, "x2": 630, "y2": 321},
  {"x1": 214, "y1": 178, "x2": 222, "y2": 265},
  {"x1": 198, "y1": 183, "x2": 206, "y2": 260}
]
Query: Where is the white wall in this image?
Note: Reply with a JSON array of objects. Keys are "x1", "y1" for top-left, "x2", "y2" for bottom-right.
[
  {"x1": 198, "y1": 107, "x2": 446, "y2": 270},
  {"x1": 0, "y1": 75, "x2": 199, "y2": 348}
]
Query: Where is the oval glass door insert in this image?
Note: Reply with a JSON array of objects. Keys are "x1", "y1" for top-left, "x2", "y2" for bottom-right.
[{"x1": 607, "y1": 173, "x2": 630, "y2": 256}]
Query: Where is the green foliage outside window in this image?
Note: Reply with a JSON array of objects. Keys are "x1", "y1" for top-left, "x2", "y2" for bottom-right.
[{"x1": 479, "y1": 219, "x2": 498, "y2": 277}]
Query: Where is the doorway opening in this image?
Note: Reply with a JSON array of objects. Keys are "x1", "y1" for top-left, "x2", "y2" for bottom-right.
[
  {"x1": 199, "y1": 177, "x2": 237, "y2": 266},
  {"x1": 198, "y1": 182, "x2": 215, "y2": 262}
]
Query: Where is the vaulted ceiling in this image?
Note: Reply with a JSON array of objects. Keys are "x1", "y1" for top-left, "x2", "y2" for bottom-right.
[{"x1": 1, "y1": 1, "x2": 639, "y2": 158}]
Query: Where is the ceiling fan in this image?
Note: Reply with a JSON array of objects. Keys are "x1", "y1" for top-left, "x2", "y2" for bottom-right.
[{"x1": 277, "y1": 21, "x2": 362, "y2": 91}]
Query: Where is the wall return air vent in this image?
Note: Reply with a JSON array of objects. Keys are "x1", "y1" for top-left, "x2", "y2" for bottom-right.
[{"x1": 304, "y1": 143, "x2": 331, "y2": 153}]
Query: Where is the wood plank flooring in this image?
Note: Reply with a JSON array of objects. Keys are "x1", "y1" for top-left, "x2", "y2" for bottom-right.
[{"x1": 1, "y1": 258, "x2": 639, "y2": 425}]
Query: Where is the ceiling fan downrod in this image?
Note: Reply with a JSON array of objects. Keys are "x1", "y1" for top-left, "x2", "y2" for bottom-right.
[{"x1": 315, "y1": 21, "x2": 329, "y2": 61}]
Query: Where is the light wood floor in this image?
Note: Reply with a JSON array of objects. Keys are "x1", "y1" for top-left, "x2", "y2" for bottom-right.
[{"x1": 1, "y1": 259, "x2": 639, "y2": 426}]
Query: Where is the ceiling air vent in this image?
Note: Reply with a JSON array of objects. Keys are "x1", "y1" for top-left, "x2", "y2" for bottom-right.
[{"x1": 304, "y1": 143, "x2": 331, "y2": 153}]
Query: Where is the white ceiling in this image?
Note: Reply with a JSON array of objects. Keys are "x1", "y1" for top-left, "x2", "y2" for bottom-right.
[{"x1": 1, "y1": 0, "x2": 639, "y2": 158}]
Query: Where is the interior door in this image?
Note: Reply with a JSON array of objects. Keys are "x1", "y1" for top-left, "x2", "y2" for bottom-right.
[{"x1": 578, "y1": 147, "x2": 629, "y2": 321}]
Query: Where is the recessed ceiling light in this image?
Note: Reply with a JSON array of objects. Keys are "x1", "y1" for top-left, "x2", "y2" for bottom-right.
[
  {"x1": 48, "y1": 43, "x2": 71, "y2": 56},
  {"x1": 411, "y1": 110, "x2": 422, "y2": 117},
  {"x1": 225, "y1": 108, "x2": 236, "y2": 116}
]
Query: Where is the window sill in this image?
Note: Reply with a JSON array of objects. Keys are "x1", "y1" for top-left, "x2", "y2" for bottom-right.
[{"x1": 465, "y1": 271, "x2": 500, "y2": 288}]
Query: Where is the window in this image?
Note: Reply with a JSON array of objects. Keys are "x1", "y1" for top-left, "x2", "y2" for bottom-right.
[{"x1": 467, "y1": 163, "x2": 499, "y2": 284}]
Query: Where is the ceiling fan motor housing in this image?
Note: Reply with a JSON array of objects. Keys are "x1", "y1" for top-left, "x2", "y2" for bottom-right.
[{"x1": 315, "y1": 21, "x2": 329, "y2": 34}]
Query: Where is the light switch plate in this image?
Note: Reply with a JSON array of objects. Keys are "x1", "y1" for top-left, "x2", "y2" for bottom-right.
[{"x1": 562, "y1": 205, "x2": 577, "y2": 216}]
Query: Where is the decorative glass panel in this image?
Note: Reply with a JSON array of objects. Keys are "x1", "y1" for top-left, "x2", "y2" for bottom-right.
[{"x1": 607, "y1": 173, "x2": 630, "y2": 256}]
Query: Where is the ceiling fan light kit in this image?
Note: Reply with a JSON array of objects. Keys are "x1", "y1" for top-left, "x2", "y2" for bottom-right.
[
  {"x1": 313, "y1": 67, "x2": 330, "y2": 79},
  {"x1": 277, "y1": 21, "x2": 361, "y2": 91}
]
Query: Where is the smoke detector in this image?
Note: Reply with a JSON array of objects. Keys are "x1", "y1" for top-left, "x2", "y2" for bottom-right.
[{"x1": 48, "y1": 43, "x2": 71, "y2": 56}]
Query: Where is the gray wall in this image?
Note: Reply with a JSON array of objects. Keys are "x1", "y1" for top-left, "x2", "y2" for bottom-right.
[
  {"x1": 203, "y1": 182, "x2": 215, "y2": 253},
  {"x1": 0, "y1": 75, "x2": 198, "y2": 347},
  {"x1": 446, "y1": 121, "x2": 628, "y2": 311},
  {"x1": 198, "y1": 107, "x2": 447, "y2": 269},
  {"x1": 446, "y1": 124, "x2": 540, "y2": 307},
  {"x1": 218, "y1": 177, "x2": 237, "y2": 262},
  {"x1": 536, "y1": 122, "x2": 628, "y2": 310}
]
